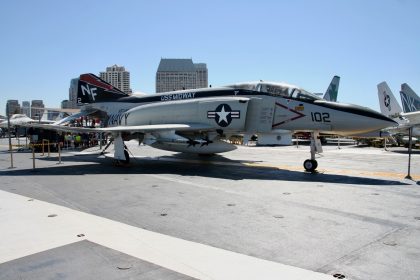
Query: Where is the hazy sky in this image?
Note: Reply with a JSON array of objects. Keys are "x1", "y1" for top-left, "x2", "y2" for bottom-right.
[{"x1": 1, "y1": 0, "x2": 419, "y2": 116}]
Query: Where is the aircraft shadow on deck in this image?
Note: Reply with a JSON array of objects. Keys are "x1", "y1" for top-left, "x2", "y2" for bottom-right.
[
  {"x1": 0, "y1": 153, "x2": 410, "y2": 186},
  {"x1": 388, "y1": 149, "x2": 420, "y2": 155}
]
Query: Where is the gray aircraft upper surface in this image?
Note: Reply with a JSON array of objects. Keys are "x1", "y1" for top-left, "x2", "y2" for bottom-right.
[{"x1": 30, "y1": 73, "x2": 396, "y2": 172}]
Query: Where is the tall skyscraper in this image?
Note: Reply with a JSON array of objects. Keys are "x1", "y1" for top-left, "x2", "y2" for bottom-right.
[
  {"x1": 22, "y1": 101, "x2": 30, "y2": 117},
  {"x1": 69, "y1": 78, "x2": 79, "y2": 108},
  {"x1": 61, "y1": 100, "x2": 71, "y2": 109},
  {"x1": 194, "y1": 63, "x2": 208, "y2": 89},
  {"x1": 100, "y1": 65, "x2": 132, "y2": 94},
  {"x1": 6, "y1": 100, "x2": 21, "y2": 115},
  {"x1": 31, "y1": 100, "x2": 44, "y2": 120},
  {"x1": 156, "y1": 58, "x2": 208, "y2": 93}
]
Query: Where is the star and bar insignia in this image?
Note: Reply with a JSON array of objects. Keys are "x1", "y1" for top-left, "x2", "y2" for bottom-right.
[{"x1": 208, "y1": 104, "x2": 240, "y2": 127}]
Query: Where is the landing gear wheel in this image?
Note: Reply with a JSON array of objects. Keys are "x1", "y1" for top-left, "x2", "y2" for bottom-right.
[{"x1": 303, "y1": 159, "x2": 318, "y2": 172}]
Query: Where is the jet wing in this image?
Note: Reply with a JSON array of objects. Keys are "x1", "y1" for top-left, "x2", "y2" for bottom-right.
[{"x1": 24, "y1": 123, "x2": 214, "y2": 134}]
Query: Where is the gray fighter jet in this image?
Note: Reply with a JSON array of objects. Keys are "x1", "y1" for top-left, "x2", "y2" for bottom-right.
[{"x1": 30, "y1": 74, "x2": 396, "y2": 172}]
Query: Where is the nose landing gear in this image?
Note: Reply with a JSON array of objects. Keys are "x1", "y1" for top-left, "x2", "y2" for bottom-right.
[{"x1": 303, "y1": 131, "x2": 322, "y2": 172}]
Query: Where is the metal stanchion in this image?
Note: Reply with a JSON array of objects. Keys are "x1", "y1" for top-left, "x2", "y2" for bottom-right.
[
  {"x1": 405, "y1": 127, "x2": 413, "y2": 180},
  {"x1": 6, "y1": 103, "x2": 14, "y2": 169},
  {"x1": 41, "y1": 139, "x2": 50, "y2": 157},
  {"x1": 32, "y1": 144, "x2": 36, "y2": 169},
  {"x1": 8, "y1": 143, "x2": 14, "y2": 169},
  {"x1": 99, "y1": 133, "x2": 103, "y2": 149},
  {"x1": 57, "y1": 143, "x2": 62, "y2": 164}
]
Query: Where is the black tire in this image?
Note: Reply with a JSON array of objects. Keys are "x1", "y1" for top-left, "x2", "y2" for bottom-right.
[{"x1": 304, "y1": 159, "x2": 317, "y2": 172}]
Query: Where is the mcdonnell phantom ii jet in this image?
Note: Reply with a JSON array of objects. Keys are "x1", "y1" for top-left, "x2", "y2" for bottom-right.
[{"x1": 30, "y1": 73, "x2": 396, "y2": 172}]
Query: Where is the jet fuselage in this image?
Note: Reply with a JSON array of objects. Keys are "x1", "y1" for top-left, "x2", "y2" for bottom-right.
[{"x1": 81, "y1": 86, "x2": 395, "y2": 137}]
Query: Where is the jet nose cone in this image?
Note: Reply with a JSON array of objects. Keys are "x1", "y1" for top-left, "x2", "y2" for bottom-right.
[
  {"x1": 354, "y1": 107, "x2": 398, "y2": 133},
  {"x1": 315, "y1": 100, "x2": 398, "y2": 134}
]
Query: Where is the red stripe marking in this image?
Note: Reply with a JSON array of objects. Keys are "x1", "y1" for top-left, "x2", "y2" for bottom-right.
[{"x1": 272, "y1": 102, "x2": 305, "y2": 128}]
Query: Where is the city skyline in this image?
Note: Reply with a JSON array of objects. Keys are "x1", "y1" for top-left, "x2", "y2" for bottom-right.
[{"x1": 1, "y1": 0, "x2": 419, "y2": 116}]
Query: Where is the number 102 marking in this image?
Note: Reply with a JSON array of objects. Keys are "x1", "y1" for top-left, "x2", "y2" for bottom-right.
[{"x1": 311, "y1": 112, "x2": 330, "y2": 123}]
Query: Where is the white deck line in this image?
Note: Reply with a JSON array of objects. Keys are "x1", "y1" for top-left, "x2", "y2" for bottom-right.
[{"x1": 0, "y1": 190, "x2": 333, "y2": 279}]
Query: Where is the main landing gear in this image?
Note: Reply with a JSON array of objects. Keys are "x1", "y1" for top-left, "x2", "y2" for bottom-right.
[
  {"x1": 303, "y1": 131, "x2": 323, "y2": 172},
  {"x1": 122, "y1": 148, "x2": 130, "y2": 164},
  {"x1": 113, "y1": 133, "x2": 131, "y2": 165}
]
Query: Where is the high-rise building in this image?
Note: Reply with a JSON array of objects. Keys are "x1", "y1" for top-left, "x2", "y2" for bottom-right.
[
  {"x1": 22, "y1": 101, "x2": 30, "y2": 117},
  {"x1": 156, "y1": 58, "x2": 208, "y2": 93},
  {"x1": 100, "y1": 65, "x2": 132, "y2": 94},
  {"x1": 194, "y1": 63, "x2": 208, "y2": 89},
  {"x1": 31, "y1": 100, "x2": 44, "y2": 120},
  {"x1": 69, "y1": 78, "x2": 79, "y2": 108},
  {"x1": 61, "y1": 100, "x2": 71, "y2": 109},
  {"x1": 6, "y1": 100, "x2": 21, "y2": 115},
  {"x1": 69, "y1": 78, "x2": 79, "y2": 109}
]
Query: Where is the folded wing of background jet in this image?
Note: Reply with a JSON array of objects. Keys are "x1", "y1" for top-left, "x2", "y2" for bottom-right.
[
  {"x1": 400, "y1": 83, "x2": 420, "y2": 113},
  {"x1": 25, "y1": 73, "x2": 396, "y2": 172}
]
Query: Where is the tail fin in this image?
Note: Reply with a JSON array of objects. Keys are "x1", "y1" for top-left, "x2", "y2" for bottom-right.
[
  {"x1": 323, "y1": 75, "x2": 340, "y2": 102},
  {"x1": 400, "y1": 83, "x2": 420, "y2": 113},
  {"x1": 77, "y1": 73, "x2": 129, "y2": 104},
  {"x1": 377, "y1": 82, "x2": 402, "y2": 118}
]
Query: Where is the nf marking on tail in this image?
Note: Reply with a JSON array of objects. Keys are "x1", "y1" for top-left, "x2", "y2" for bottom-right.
[{"x1": 80, "y1": 84, "x2": 97, "y2": 101}]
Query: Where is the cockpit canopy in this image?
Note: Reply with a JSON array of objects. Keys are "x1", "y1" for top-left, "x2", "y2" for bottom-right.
[{"x1": 224, "y1": 81, "x2": 321, "y2": 101}]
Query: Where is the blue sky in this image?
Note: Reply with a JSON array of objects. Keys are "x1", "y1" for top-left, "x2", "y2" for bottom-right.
[{"x1": 1, "y1": 0, "x2": 419, "y2": 116}]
